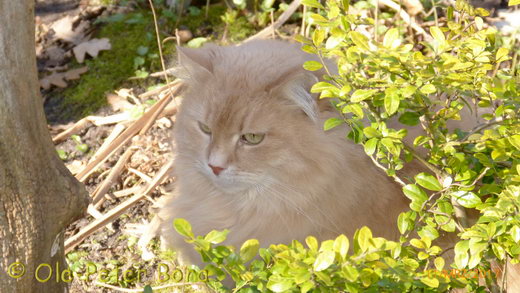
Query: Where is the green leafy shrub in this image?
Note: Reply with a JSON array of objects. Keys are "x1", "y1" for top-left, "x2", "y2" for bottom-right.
[{"x1": 166, "y1": 0, "x2": 520, "y2": 292}]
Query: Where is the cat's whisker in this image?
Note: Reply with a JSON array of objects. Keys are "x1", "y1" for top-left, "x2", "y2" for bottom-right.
[
  {"x1": 261, "y1": 177, "x2": 343, "y2": 236},
  {"x1": 258, "y1": 180, "x2": 324, "y2": 233},
  {"x1": 255, "y1": 184, "x2": 297, "y2": 240}
]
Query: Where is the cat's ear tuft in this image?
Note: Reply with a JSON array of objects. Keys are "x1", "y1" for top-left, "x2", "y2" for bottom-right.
[
  {"x1": 176, "y1": 45, "x2": 215, "y2": 81},
  {"x1": 272, "y1": 72, "x2": 319, "y2": 122}
]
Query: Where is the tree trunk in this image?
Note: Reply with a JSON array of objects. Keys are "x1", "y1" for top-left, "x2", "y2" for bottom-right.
[{"x1": 0, "y1": 1, "x2": 89, "y2": 292}]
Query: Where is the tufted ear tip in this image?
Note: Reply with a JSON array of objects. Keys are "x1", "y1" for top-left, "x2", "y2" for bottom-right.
[
  {"x1": 176, "y1": 44, "x2": 216, "y2": 81},
  {"x1": 271, "y1": 71, "x2": 320, "y2": 122}
]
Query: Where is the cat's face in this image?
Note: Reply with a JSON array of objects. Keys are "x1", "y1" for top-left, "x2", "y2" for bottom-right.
[
  {"x1": 176, "y1": 82, "x2": 309, "y2": 193},
  {"x1": 172, "y1": 43, "x2": 324, "y2": 194}
]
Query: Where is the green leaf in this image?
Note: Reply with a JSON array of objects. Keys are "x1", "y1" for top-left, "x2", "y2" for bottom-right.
[
  {"x1": 303, "y1": 60, "x2": 323, "y2": 71},
  {"x1": 349, "y1": 31, "x2": 371, "y2": 51},
  {"x1": 351, "y1": 89, "x2": 377, "y2": 102},
  {"x1": 311, "y1": 81, "x2": 337, "y2": 93},
  {"x1": 313, "y1": 28, "x2": 326, "y2": 46},
  {"x1": 333, "y1": 234, "x2": 350, "y2": 259},
  {"x1": 344, "y1": 104, "x2": 364, "y2": 118},
  {"x1": 364, "y1": 138, "x2": 378, "y2": 155},
  {"x1": 342, "y1": 265, "x2": 359, "y2": 282},
  {"x1": 326, "y1": 35, "x2": 344, "y2": 49},
  {"x1": 76, "y1": 144, "x2": 89, "y2": 153},
  {"x1": 397, "y1": 212, "x2": 409, "y2": 234},
  {"x1": 452, "y1": 191, "x2": 482, "y2": 208},
  {"x1": 357, "y1": 226, "x2": 373, "y2": 252},
  {"x1": 204, "y1": 229, "x2": 229, "y2": 244},
  {"x1": 306, "y1": 236, "x2": 319, "y2": 251},
  {"x1": 187, "y1": 37, "x2": 208, "y2": 48},
  {"x1": 325, "y1": 118, "x2": 344, "y2": 131},
  {"x1": 173, "y1": 218, "x2": 194, "y2": 238},
  {"x1": 454, "y1": 250, "x2": 469, "y2": 268},
  {"x1": 384, "y1": 93, "x2": 400, "y2": 115},
  {"x1": 415, "y1": 172, "x2": 442, "y2": 191},
  {"x1": 508, "y1": 135, "x2": 520, "y2": 150},
  {"x1": 240, "y1": 239, "x2": 260, "y2": 263},
  {"x1": 143, "y1": 285, "x2": 153, "y2": 293},
  {"x1": 383, "y1": 28, "x2": 399, "y2": 49},
  {"x1": 509, "y1": 0, "x2": 520, "y2": 6},
  {"x1": 492, "y1": 243, "x2": 506, "y2": 260},
  {"x1": 193, "y1": 238, "x2": 210, "y2": 250},
  {"x1": 421, "y1": 277, "x2": 439, "y2": 288},
  {"x1": 313, "y1": 250, "x2": 336, "y2": 271},
  {"x1": 410, "y1": 239, "x2": 425, "y2": 249},
  {"x1": 434, "y1": 257, "x2": 445, "y2": 270},
  {"x1": 420, "y1": 84, "x2": 437, "y2": 95},
  {"x1": 301, "y1": 0, "x2": 325, "y2": 9},
  {"x1": 398, "y1": 112, "x2": 420, "y2": 126},
  {"x1": 136, "y1": 46, "x2": 149, "y2": 56},
  {"x1": 363, "y1": 126, "x2": 380, "y2": 138},
  {"x1": 267, "y1": 276, "x2": 294, "y2": 292},
  {"x1": 56, "y1": 149, "x2": 68, "y2": 160},
  {"x1": 430, "y1": 26, "x2": 445, "y2": 43},
  {"x1": 402, "y1": 184, "x2": 428, "y2": 205}
]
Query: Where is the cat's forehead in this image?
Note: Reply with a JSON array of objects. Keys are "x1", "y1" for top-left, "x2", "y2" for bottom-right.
[{"x1": 204, "y1": 88, "x2": 273, "y2": 131}]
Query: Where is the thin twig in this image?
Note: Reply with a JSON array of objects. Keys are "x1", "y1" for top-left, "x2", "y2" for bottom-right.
[
  {"x1": 75, "y1": 87, "x2": 178, "y2": 182},
  {"x1": 65, "y1": 161, "x2": 174, "y2": 252},
  {"x1": 92, "y1": 147, "x2": 135, "y2": 206},
  {"x1": 369, "y1": 155, "x2": 407, "y2": 187},
  {"x1": 147, "y1": 0, "x2": 179, "y2": 109}
]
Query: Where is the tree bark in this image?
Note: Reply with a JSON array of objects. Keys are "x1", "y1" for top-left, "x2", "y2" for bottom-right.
[{"x1": 0, "y1": 1, "x2": 89, "y2": 292}]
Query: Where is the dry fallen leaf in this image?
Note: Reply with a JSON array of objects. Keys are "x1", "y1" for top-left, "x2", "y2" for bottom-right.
[
  {"x1": 40, "y1": 72, "x2": 67, "y2": 89},
  {"x1": 73, "y1": 38, "x2": 112, "y2": 63},
  {"x1": 40, "y1": 66, "x2": 88, "y2": 90},
  {"x1": 107, "y1": 93, "x2": 134, "y2": 112},
  {"x1": 64, "y1": 67, "x2": 89, "y2": 79},
  {"x1": 50, "y1": 16, "x2": 89, "y2": 44}
]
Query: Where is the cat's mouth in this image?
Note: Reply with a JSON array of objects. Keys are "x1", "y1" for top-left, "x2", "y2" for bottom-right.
[{"x1": 203, "y1": 165, "x2": 259, "y2": 194}]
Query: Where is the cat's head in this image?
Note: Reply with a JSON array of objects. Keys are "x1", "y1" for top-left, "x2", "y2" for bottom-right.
[{"x1": 172, "y1": 41, "x2": 333, "y2": 194}]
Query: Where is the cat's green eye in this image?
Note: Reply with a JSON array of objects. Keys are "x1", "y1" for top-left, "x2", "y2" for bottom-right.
[
  {"x1": 198, "y1": 122, "x2": 211, "y2": 134},
  {"x1": 240, "y1": 133, "x2": 265, "y2": 145}
]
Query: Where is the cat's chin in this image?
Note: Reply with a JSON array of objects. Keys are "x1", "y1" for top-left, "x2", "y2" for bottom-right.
[{"x1": 205, "y1": 173, "x2": 255, "y2": 195}]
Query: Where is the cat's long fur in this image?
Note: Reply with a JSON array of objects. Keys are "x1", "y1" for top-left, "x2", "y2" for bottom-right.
[
  {"x1": 144, "y1": 40, "x2": 409, "y2": 264},
  {"x1": 141, "y1": 39, "x2": 520, "y2": 291}
]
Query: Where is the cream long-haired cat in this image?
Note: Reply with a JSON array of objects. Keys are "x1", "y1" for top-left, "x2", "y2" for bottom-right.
[
  {"x1": 137, "y1": 39, "x2": 520, "y2": 291},
  {"x1": 141, "y1": 39, "x2": 410, "y2": 265}
]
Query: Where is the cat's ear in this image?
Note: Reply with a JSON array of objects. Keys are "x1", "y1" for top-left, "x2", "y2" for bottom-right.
[
  {"x1": 176, "y1": 45, "x2": 215, "y2": 81},
  {"x1": 272, "y1": 72, "x2": 319, "y2": 122}
]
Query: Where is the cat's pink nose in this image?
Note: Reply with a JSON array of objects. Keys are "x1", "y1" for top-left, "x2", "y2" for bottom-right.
[{"x1": 208, "y1": 164, "x2": 225, "y2": 176}]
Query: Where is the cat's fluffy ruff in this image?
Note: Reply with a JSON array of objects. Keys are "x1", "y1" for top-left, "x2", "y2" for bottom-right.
[{"x1": 147, "y1": 40, "x2": 410, "y2": 266}]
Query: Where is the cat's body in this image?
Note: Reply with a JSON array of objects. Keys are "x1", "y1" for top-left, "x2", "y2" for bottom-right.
[
  {"x1": 145, "y1": 40, "x2": 410, "y2": 265},
  {"x1": 138, "y1": 39, "x2": 520, "y2": 291}
]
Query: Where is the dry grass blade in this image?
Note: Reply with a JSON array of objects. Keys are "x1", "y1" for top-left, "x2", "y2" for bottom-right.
[
  {"x1": 65, "y1": 160, "x2": 174, "y2": 253},
  {"x1": 245, "y1": 0, "x2": 301, "y2": 42},
  {"x1": 91, "y1": 146, "x2": 135, "y2": 206},
  {"x1": 52, "y1": 114, "x2": 131, "y2": 144},
  {"x1": 127, "y1": 168, "x2": 153, "y2": 183},
  {"x1": 88, "y1": 124, "x2": 126, "y2": 165},
  {"x1": 52, "y1": 117, "x2": 91, "y2": 144},
  {"x1": 74, "y1": 83, "x2": 180, "y2": 182},
  {"x1": 139, "y1": 80, "x2": 182, "y2": 99},
  {"x1": 113, "y1": 186, "x2": 142, "y2": 198}
]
